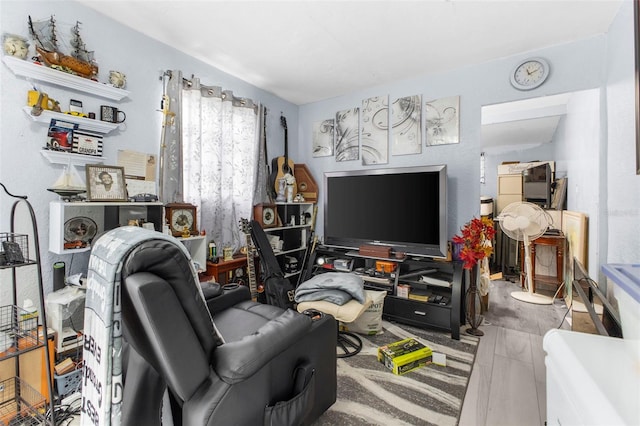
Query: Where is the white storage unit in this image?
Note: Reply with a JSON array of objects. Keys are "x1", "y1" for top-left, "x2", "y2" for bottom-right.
[
  {"x1": 543, "y1": 329, "x2": 639, "y2": 426},
  {"x1": 544, "y1": 263, "x2": 640, "y2": 426}
]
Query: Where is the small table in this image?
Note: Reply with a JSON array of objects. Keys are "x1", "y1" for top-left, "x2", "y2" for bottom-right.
[
  {"x1": 206, "y1": 255, "x2": 248, "y2": 284},
  {"x1": 520, "y1": 233, "x2": 566, "y2": 297}
]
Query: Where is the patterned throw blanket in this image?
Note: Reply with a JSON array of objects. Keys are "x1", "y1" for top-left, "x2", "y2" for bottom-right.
[{"x1": 81, "y1": 227, "x2": 197, "y2": 426}]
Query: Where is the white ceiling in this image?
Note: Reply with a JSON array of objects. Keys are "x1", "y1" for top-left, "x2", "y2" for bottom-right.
[
  {"x1": 481, "y1": 93, "x2": 571, "y2": 152},
  {"x1": 78, "y1": 0, "x2": 623, "y2": 106}
]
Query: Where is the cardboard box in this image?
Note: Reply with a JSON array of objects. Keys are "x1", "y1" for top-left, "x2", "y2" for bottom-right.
[{"x1": 378, "y1": 338, "x2": 432, "y2": 375}]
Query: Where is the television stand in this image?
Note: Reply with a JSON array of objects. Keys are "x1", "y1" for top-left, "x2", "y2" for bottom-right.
[{"x1": 312, "y1": 246, "x2": 465, "y2": 340}]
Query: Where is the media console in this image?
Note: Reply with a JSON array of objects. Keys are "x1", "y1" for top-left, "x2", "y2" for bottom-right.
[{"x1": 312, "y1": 246, "x2": 465, "y2": 339}]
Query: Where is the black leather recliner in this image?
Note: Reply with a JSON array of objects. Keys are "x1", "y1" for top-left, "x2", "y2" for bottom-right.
[{"x1": 118, "y1": 238, "x2": 337, "y2": 425}]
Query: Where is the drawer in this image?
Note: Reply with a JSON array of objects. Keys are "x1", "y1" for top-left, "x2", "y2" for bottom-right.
[{"x1": 384, "y1": 297, "x2": 451, "y2": 330}]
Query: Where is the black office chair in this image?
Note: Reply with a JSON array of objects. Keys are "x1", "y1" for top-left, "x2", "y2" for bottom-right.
[{"x1": 115, "y1": 232, "x2": 336, "y2": 425}]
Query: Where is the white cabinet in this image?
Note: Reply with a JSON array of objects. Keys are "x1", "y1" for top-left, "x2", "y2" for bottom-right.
[
  {"x1": 262, "y1": 203, "x2": 315, "y2": 279},
  {"x1": 177, "y1": 235, "x2": 207, "y2": 272},
  {"x1": 49, "y1": 201, "x2": 163, "y2": 254}
]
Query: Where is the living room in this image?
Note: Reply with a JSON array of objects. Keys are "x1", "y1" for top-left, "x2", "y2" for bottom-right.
[{"x1": 0, "y1": 0, "x2": 638, "y2": 425}]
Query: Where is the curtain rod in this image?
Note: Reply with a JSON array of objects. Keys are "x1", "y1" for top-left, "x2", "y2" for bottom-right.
[{"x1": 161, "y1": 70, "x2": 257, "y2": 112}]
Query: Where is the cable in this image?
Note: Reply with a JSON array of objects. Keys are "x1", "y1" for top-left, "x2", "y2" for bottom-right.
[{"x1": 557, "y1": 286, "x2": 573, "y2": 329}]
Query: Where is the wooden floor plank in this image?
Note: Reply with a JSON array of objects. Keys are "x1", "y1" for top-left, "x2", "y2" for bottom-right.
[
  {"x1": 459, "y1": 362, "x2": 492, "y2": 426},
  {"x1": 495, "y1": 327, "x2": 533, "y2": 364},
  {"x1": 485, "y1": 354, "x2": 541, "y2": 426}
]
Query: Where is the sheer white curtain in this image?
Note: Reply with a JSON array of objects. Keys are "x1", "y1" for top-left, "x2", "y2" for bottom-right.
[{"x1": 181, "y1": 82, "x2": 259, "y2": 252}]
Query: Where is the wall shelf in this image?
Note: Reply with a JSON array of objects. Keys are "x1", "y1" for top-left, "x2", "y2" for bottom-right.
[
  {"x1": 2, "y1": 56, "x2": 130, "y2": 101},
  {"x1": 40, "y1": 150, "x2": 104, "y2": 166},
  {"x1": 22, "y1": 106, "x2": 120, "y2": 134}
]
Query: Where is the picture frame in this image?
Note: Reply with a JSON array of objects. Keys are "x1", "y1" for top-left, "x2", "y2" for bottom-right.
[
  {"x1": 561, "y1": 210, "x2": 588, "y2": 269},
  {"x1": 86, "y1": 165, "x2": 128, "y2": 201}
]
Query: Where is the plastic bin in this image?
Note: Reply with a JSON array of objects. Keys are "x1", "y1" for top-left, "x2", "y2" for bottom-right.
[{"x1": 54, "y1": 367, "x2": 82, "y2": 399}]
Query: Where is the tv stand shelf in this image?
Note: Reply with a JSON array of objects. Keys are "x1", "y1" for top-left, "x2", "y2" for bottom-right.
[{"x1": 313, "y1": 246, "x2": 465, "y2": 339}]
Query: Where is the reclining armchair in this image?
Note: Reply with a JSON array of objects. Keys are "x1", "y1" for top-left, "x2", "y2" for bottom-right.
[{"x1": 103, "y1": 230, "x2": 336, "y2": 425}]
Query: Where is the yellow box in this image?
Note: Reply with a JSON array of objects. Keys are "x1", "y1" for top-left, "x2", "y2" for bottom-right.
[{"x1": 377, "y1": 338, "x2": 432, "y2": 375}]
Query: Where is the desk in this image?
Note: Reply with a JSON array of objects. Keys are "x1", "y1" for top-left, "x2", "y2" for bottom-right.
[{"x1": 520, "y1": 233, "x2": 566, "y2": 297}]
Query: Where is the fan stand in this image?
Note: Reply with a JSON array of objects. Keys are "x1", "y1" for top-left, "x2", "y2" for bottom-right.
[{"x1": 510, "y1": 234, "x2": 553, "y2": 305}]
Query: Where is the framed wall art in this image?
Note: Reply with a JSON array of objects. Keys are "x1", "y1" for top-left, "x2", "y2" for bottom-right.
[
  {"x1": 361, "y1": 95, "x2": 388, "y2": 165},
  {"x1": 86, "y1": 165, "x2": 128, "y2": 201},
  {"x1": 311, "y1": 119, "x2": 334, "y2": 157},
  {"x1": 425, "y1": 95, "x2": 460, "y2": 146},
  {"x1": 335, "y1": 108, "x2": 360, "y2": 162},
  {"x1": 391, "y1": 95, "x2": 422, "y2": 156},
  {"x1": 562, "y1": 210, "x2": 588, "y2": 269}
]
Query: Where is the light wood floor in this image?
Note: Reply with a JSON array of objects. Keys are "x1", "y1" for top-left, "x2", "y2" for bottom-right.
[{"x1": 459, "y1": 278, "x2": 571, "y2": 426}]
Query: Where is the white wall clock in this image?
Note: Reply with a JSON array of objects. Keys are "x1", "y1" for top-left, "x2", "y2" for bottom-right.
[{"x1": 510, "y1": 58, "x2": 550, "y2": 91}]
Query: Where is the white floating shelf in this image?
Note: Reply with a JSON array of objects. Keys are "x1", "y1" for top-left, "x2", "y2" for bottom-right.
[
  {"x1": 3, "y1": 56, "x2": 130, "y2": 101},
  {"x1": 22, "y1": 107, "x2": 120, "y2": 134},
  {"x1": 40, "y1": 149, "x2": 105, "y2": 166}
]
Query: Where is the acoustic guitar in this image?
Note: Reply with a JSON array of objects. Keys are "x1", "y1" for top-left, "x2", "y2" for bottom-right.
[{"x1": 270, "y1": 115, "x2": 297, "y2": 196}]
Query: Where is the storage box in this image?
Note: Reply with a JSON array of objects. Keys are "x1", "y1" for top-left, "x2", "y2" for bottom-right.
[
  {"x1": 54, "y1": 367, "x2": 82, "y2": 399},
  {"x1": 377, "y1": 338, "x2": 432, "y2": 375}
]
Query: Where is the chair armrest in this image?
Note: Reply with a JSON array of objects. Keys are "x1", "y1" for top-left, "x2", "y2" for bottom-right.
[
  {"x1": 212, "y1": 309, "x2": 312, "y2": 384},
  {"x1": 206, "y1": 284, "x2": 251, "y2": 313}
]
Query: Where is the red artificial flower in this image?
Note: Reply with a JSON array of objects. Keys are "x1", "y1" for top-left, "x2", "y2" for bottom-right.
[{"x1": 453, "y1": 217, "x2": 495, "y2": 269}]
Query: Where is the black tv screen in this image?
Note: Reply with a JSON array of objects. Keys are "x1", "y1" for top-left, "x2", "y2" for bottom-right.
[{"x1": 323, "y1": 165, "x2": 447, "y2": 258}]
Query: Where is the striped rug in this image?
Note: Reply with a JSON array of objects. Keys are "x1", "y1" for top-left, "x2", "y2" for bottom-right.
[{"x1": 313, "y1": 320, "x2": 479, "y2": 426}]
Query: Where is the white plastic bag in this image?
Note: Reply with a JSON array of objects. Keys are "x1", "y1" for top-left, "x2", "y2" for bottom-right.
[{"x1": 348, "y1": 290, "x2": 387, "y2": 335}]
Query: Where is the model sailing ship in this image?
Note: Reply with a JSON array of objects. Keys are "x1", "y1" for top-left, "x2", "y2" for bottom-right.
[{"x1": 28, "y1": 15, "x2": 98, "y2": 79}]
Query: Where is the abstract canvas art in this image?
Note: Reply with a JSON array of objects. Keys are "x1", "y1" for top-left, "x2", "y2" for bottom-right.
[
  {"x1": 361, "y1": 96, "x2": 389, "y2": 165},
  {"x1": 312, "y1": 119, "x2": 334, "y2": 157},
  {"x1": 425, "y1": 95, "x2": 460, "y2": 146},
  {"x1": 391, "y1": 95, "x2": 422, "y2": 156},
  {"x1": 335, "y1": 107, "x2": 360, "y2": 162}
]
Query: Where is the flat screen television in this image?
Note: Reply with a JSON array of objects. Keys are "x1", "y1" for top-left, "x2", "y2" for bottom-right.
[
  {"x1": 523, "y1": 163, "x2": 552, "y2": 209},
  {"x1": 323, "y1": 165, "x2": 447, "y2": 258}
]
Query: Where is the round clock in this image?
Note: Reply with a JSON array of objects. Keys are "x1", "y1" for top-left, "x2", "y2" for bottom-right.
[
  {"x1": 253, "y1": 203, "x2": 277, "y2": 228},
  {"x1": 165, "y1": 203, "x2": 198, "y2": 237},
  {"x1": 2, "y1": 34, "x2": 29, "y2": 59},
  {"x1": 510, "y1": 58, "x2": 550, "y2": 91}
]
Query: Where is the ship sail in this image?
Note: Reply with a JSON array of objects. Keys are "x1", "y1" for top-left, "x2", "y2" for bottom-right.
[{"x1": 70, "y1": 21, "x2": 94, "y2": 64}]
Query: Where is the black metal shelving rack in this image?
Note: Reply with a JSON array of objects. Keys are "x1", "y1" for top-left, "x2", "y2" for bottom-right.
[{"x1": 0, "y1": 183, "x2": 56, "y2": 425}]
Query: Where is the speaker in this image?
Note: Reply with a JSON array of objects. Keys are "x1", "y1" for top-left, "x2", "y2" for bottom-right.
[{"x1": 53, "y1": 262, "x2": 65, "y2": 291}]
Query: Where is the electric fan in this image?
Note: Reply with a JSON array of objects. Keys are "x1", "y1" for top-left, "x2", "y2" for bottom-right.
[{"x1": 497, "y1": 201, "x2": 553, "y2": 305}]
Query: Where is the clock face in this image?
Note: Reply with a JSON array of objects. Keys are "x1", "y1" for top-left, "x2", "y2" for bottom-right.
[
  {"x1": 262, "y1": 207, "x2": 275, "y2": 226},
  {"x1": 171, "y1": 209, "x2": 194, "y2": 232},
  {"x1": 510, "y1": 58, "x2": 549, "y2": 91}
]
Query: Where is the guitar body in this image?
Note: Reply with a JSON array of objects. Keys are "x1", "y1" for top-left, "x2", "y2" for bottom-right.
[
  {"x1": 273, "y1": 156, "x2": 297, "y2": 195},
  {"x1": 271, "y1": 115, "x2": 297, "y2": 197}
]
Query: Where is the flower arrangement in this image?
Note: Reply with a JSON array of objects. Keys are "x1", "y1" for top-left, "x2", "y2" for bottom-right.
[{"x1": 452, "y1": 217, "x2": 495, "y2": 270}]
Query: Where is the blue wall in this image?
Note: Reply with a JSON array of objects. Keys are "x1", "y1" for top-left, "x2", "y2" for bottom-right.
[
  {"x1": 297, "y1": 36, "x2": 608, "y2": 245},
  {"x1": 0, "y1": 1, "x2": 298, "y2": 298},
  {"x1": 0, "y1": 0, "x2": 637, "y2": 304}
]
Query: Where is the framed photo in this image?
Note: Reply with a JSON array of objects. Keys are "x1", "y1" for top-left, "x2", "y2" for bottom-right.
[{"x1": 86, "y1": 165, "x2": 128, "y2": 201}]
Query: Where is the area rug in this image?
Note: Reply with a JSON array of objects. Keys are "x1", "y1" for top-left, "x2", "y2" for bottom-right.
[{"x1": 312, "y1": 320, "x2": 479, "y2": 426}]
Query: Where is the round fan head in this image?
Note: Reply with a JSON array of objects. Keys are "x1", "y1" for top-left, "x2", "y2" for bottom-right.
[{"x1": 497, "y1": 201, "x2": 550, "y2": 241}]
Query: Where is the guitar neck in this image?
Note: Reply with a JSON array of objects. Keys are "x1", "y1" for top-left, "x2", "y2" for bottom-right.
[{"x1": 245, "y1": 234, "x2": 258, "y2": 300}]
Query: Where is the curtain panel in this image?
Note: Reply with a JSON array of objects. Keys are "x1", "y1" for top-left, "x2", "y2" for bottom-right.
[{"x1": 160, "y1": 71, "x2": 260, "y2": 254}]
